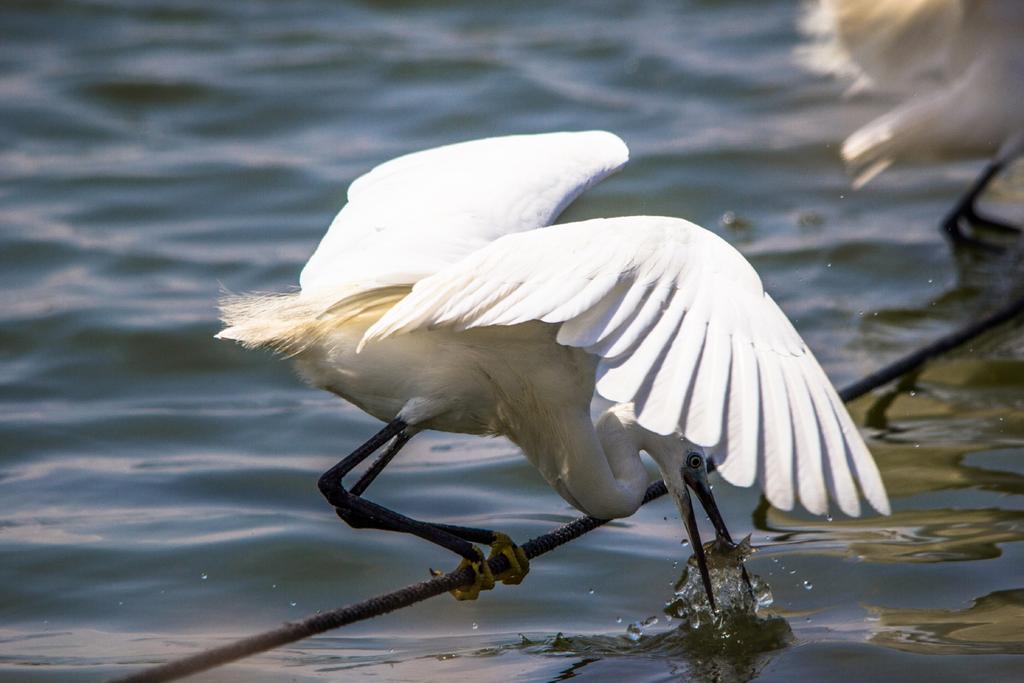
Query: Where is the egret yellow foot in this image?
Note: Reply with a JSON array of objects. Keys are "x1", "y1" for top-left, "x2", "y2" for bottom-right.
[
  {"x1": 437, "y1": 547, "x2": 495, "y2": 601},
  {"x1": 489, "y1": 532, "x2": 529, "y2": 585},
  {"x1": 431, "y1": 535, "x2": 528, "y2": 601}
]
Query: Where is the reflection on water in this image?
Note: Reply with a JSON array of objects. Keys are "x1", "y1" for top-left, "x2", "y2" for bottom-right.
[
  {"x1": 761, "y1": 504, "x2": 1024, "y2": 564},
  {"x1": 755, "y1": 422, "x2": 1024, "y2": 565},
  {"x1": 517, "y1": 618, "x2": 792, "y2": 683},
  {"x1": 869, "y1": 590, "x2": 1024, "y2": 655},
  {"x1": 871, "y1": 441, "x2": 1024, "y2": 501},
  {"x1": 851, "y1": 508, "x2": 1024, "y2": 564},
  {"x1": 474, "y1": 542, "x2": 794, "y2": 683}
]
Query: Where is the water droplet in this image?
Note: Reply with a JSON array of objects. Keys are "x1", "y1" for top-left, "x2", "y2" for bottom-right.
[
  {"x1": 826, "y1": 515, "x2": 833, "y2": 522},
  {"x1": 616, "y1": 617, "x2": 623, "y2": 624},
  {"x1": 117, "y1": 601, "x2": 123, "y2": 606},
  {"x1": 720, "y1": 211, "x2": 752, "y2": 229},
  {"x1": 272, "y1": 584, "x2": 277, "y2": 589},
  {"x1": 789, "y1": 570, "x2": 797, "y2": 575},
  {"x1": 588, "y1": 588, "x2": 595, "y2": 595},
  {"x1": 625, "y1": 616, "x2": 659, "y2": 642},
  {"x1": 754, "y1": 580, "x2": 774, "y2": 610},
  {"x1": 927, "y1": 278, "x2": 934, "y2": 284},
  {"x1": 797, "y1": 211, "x2": 824, "y2": 228},
  {"x1": 471, "y1": 622, "x2": 479, "y2": 630},
  {"x1": 909, "y1": 390, "x2": 917, "y2": 397},
  {"x1": 289, "y1": 601, "x2": 297, "y2": 607},
  {"x1": 803, "y1": 580, "x2": 813, "y2": 591},
  {"x1": 200, "y1": 573, "x2": 208, "y2": 580},
  {"x1": 826, "y1": 262, "x2": 832, "y2": 268}
]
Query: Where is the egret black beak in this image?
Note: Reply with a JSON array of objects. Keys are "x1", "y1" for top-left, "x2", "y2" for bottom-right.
[{"x1": 680, "y1": 451, "x2": 753, "y2": 611}]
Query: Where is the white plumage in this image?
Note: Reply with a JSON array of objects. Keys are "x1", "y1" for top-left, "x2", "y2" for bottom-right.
[
  {"x1": 799, "y1": 0, "x2": 1024, "y2": 187},
  {"x1": 300, "y1": 131, "x2": 629, "y2": 293},
  {"x1": 219, "y1": 131, "x2": 889, "y2": 531}
]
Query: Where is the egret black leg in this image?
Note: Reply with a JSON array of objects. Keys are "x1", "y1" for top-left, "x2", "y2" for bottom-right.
[
  {"x1": 317, "y1": 419, "x2": 518, "y2": 562},
  {"x1": 943, "y1": 153, "x2": 1021, "y2": 251},
  {"x1": 350, "y1": 431, "x2": 413, "y2": 496}
]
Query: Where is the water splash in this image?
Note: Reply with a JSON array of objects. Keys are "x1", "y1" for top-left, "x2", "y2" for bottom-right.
[
  {"x1": 663, "y1": 536, "x2": 774, "y2": 632},
  {"x1": 625, "y1": 616, "x2": 659, "y2": 642},
  {"x1": 500, "y1": 538, "x2": 792, "y2": 682}
]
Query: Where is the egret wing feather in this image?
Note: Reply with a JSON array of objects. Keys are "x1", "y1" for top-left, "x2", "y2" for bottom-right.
[
  {"x1": 716, "y1": 335, "x2": 760, "y2": 488},
  {"x1": 785, "y1": 359, "x2": 827, "y2": 515},
  {"x1": 364, "y1": 216, "x2": 889, "y2": 516},
  {"x1": 592, "y1": 282, "x2": 672, "y2": 362},
  {"x1": 555, "y1": 280, "x2": 638, "y2": 349},
  {"x1": 759, "y1": 352, "x2": 795, "y2": 511},
  {"x1": 685, "y1": 324, "x2": 732, "y2": 448},
  {"x1": 300, "y1": 131, "x2": 629, "y2": 295}
]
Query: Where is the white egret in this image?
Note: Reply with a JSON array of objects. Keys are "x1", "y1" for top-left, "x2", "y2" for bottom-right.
[
  {"x1": 217, "y1": 131, "x2": 889, "y2": 605},
  {"x1": 799, "y1": 0, "x2": 1024, "y2": 247}
]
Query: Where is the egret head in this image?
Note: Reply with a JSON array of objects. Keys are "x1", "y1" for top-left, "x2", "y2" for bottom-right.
[{"x1": 684, "y1": 450, "x2": 710, "y2": 494}]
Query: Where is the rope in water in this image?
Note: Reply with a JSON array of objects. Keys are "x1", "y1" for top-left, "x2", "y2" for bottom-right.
[{"x1": 113, "y1": 291, "x2": 1024, "y2": 683}]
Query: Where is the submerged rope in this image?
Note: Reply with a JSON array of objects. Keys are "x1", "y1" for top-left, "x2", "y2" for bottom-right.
[{"x1": 114, "y1": 291, "x2": 1024, "y2": 683}]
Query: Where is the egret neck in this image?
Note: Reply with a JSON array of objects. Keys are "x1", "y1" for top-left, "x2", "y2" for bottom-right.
[{"x1": 592, "y1": 404, "x2": 744, "y2": 610}]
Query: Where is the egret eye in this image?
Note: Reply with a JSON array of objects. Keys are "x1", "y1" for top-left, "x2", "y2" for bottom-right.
[{"x1": 687, "y1": 453, "x2": 703, "y2": 469}]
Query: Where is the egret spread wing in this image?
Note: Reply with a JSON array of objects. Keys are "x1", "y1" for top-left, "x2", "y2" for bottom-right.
[
  {"x1": 299, "y1": 131, "x2": 629, "y2": 295},
  {"x1": 364, "y1": 216, "x2": 889, "y2": 517}
]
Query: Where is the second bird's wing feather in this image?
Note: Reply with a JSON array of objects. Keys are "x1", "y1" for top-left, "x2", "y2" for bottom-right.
[
  {"x1": 363, "y1": 216, "x2": 890, "y2": 517},
  {"x1": 799, "y1": 0, "x2": 963, "y2": 89}
]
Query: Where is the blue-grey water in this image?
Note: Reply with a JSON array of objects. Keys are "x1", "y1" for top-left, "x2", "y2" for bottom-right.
[{"x1": 3, "y1": 1, "x2": 1024, "y2": 681}]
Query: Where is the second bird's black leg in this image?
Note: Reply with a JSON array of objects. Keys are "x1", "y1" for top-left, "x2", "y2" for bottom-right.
[{"x1": 943, "y1": 155, "x2": 1021, "y2": 251}]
